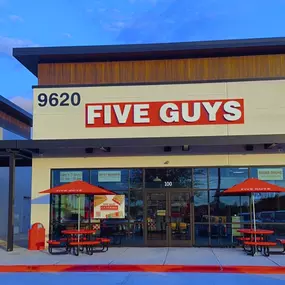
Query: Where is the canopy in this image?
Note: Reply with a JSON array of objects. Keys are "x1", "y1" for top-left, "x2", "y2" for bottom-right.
[
  {"x1": 222, "y1": 178, "x2": 285, "y2": 196},
  {"x1": 39, "y1": 180, "x2": 115, "y2": 195}
]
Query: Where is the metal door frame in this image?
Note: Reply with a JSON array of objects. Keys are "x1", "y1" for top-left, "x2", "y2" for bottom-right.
[{"x1": 144, "y1": 189, "x2": 194, "y2": 247}]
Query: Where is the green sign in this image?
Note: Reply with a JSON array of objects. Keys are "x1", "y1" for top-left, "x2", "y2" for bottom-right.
[{"x1": 257, "y1": 168, "x2": 283, "y2": 181}]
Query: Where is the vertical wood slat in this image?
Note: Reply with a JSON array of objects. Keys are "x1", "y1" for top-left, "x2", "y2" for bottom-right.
[{"x1": 38, "y1": 54, "x2": 285, "y2": 85}]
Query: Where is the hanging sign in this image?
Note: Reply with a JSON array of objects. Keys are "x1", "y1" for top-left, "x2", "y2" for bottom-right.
[
  {"x1": 257, "y1": 168, "x2": 283, "y2": 181},
  {"x1": 98, "y1": 170, "x2": 121, "y2": 182},
  {"x1": 60, "y1": 171, "x2": 83, "y2": 183},
  {"x1": 94, "y1": 195, "x2": 125, "y2": 219}
]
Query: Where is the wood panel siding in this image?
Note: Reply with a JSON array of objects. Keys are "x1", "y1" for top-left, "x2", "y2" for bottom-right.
[{"x1": 38, "y1": 54, "x2": 285, "y2": 85}]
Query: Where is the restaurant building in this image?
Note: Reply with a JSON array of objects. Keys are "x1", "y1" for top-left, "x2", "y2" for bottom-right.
[{"x1": 6, "y1": 37, "x2": 285, "y2": 248}]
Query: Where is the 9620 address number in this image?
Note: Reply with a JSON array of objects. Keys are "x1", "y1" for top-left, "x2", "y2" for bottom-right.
[{"x1": 37, "y1": 92, "x2": 81, "y2": 107}]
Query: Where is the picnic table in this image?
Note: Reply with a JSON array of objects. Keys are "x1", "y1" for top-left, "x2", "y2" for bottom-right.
[
  {"x1": 237, "y1": 229, "x2": 276, "y2": 256},
  {"x1": 47, "y1": 229, "x2": 110, "y2": 256}
]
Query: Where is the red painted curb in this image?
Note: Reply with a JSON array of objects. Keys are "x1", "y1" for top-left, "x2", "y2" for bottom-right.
[{"x1": 0, "y1": 264, "x2": 284, "y2": 274}]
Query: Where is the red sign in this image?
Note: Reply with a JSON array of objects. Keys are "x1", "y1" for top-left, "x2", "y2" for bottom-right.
[
  {"x1": 100, "y1": 205, "x2": 119, "y2": 211},
  {"x1": 85, "y1": 99, "x2": 244, "y2": 128}
]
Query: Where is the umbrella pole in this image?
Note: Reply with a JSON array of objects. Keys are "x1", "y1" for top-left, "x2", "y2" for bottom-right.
[
  {"x1": 252, "y1": 193, "x2": 257, "y2": 255},
  {"x1": 78, "y1": 194, "x2": 80, "y2": 243}
]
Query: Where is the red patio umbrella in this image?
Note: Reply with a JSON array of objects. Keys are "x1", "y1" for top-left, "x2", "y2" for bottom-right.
[
  {"x1": 222, "y1": 178, "x2": 285, "y2": 245},
  {"x1": 39, "y1": 180, "x2": 115, "y2": 237},
  {"x1": 40, "y1": 180, "x2": 115, "y2": 195}
]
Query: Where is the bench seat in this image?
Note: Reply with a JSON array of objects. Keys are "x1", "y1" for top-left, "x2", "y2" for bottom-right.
[
  {"x1": 47, "y1": 240, "x2": 68, "y2": 255},
  {"x1": 47, "y1": 240, "x2": 61, "y2": 246},
  {"x1": 237, "y1": 237, "x2": 263, "y2": 241},
  {"x1": 69, "y1": 241, "x2": 101, "y2": 246},
  {"x1": 243, "y1": 241, "x2": 277, "y2": 257},
  {"x1": 69, "y1": 241, "x2": 101, "y2": 256},
  {"x1": 244, "y1": 241, "x2": 277, "y2": 246}
]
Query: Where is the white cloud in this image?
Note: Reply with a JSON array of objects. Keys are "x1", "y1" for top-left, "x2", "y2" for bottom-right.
[
  {"x1": 9, "y1": 15, "x2": 23, "y2": 22},
  {"x1": 104, "y1": 21, "x2": 128, "y2": 32},
  {"x1": 0, "y1": 36, "x2": 38, "y2": 56},
  {"x1": 63, "y1": 33, "x2": 72, "y2": 38},
  {"x1": 10, "y1": 96, "x2": 33, "y2": 113}
]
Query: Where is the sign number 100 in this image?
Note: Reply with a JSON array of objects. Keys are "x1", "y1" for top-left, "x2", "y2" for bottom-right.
[{"x1": 37, "y1": 92, "x2": 81, "y2": 107}]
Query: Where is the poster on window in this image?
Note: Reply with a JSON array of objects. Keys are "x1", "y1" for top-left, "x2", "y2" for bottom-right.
[
  {"x1": 60, "y1": 171, "x2": 83, "y2": 183},
  {"x1": 98, "y1": 171, "x2": 121, "y2": 182},
  {"x1": 94, "y1": 195, "x2": 125, "y2": 219},
  {"x1": 257, "y1": 168, "x2": 283, "y2": 181}
]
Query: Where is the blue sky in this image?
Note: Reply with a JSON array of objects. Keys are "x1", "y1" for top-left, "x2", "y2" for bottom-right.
[{"x1": 1, "y1": 0, "x2": 285, "y2": 114}]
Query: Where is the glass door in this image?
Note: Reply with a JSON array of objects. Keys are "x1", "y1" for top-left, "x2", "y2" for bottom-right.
[
  {"x1": 169, "y1": 191, "x2": 193, "y2": 247},
  {"x1": 144, "y1": 190, "x2": 193, "y2": 247},
  {"x1": 145, "y1": 191, "x2": 168, "y2": 246}
]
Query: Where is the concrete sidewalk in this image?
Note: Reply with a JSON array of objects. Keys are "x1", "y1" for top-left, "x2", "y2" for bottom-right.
[{"x1": 0, "y1": 247, "x2": 284, "y2": 267}]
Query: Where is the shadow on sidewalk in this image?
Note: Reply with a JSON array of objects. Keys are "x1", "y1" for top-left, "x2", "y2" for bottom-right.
[{"x1": 0, "y1": 234, "x2": 28, "y2": 251}]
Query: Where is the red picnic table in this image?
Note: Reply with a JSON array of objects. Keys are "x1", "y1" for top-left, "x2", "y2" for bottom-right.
[
  {"x1": 237, "y1": 229, "x2": 276, "y2": 256},
  {"x1": 61, "y1": 229, "x2": 110, "y2": 256}
]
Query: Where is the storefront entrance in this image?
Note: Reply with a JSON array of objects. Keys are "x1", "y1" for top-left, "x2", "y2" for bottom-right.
[{"x1": 144, "y1": 190, "x2": 193, "y2": 247}]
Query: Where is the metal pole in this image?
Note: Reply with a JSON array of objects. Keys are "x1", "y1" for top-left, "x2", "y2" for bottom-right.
[
  {"x1": 77, "y1": 195, "x2": 80, "y2": 243},
  {"x1": 252, "y1": 193, "x2": 257, "y2": 255},
  {"x1": 7, "y1": 153, "x2": 15, "y2": 251}
]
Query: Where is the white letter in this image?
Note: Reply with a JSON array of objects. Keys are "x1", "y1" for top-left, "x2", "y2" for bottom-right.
[
  {"x1": 203, "y1": 101, "x2": 222, "y2": 121},
  {"x1": 104, "y1": 105, "x2": 111, "y2": 124},
  {"x1": 87, "y1": 105, "x2": 102, "y2": 124},
  {"x1": 133, "y1": 104, "x2": 150, "y2": 123},
  {"x1": 182, "y1": 102, "x2": 201, "y2": 122},
  {"x1": 159, "y1": 103, "x2": 179, "y2": 123},
  {"x1": 223, "y1": 101, "x2": 242, "y2": 121},
  {"x1": 113, "y1": 104, "x2": 132, "y2": 124}
]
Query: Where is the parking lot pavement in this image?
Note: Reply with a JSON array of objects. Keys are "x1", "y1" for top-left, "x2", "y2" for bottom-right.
[{"x1": 1, "y1": 272, "x2": 285, "y2": 285}]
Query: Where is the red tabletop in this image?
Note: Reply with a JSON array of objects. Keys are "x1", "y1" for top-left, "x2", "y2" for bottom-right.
[
  {"x1": 237, "y1": 229, "x2": 274, "y2": 235},
  {"x1": 62, "y1": 229, "x2": 97, "y2": 235}
]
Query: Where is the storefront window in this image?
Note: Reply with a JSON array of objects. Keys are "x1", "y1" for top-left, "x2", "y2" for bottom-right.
[
  {"x1": 193, "y1": 168, "x2": 208, "y2": 189},
  {"x1": 209, "y1": 190, "x2": 244, "y2": 246},
  {"x1": 90, "y1": 169, "x2": 129, "y2": 192},
  {"x1": 209, "y1": 167, "x2": 249, "y2": 190},
  {"x1": 145, "y1": 168, "x2": 192, "y2": 188},
  {"x1": 48, "y1": 166, "x2": 285, "y2": 246},
  {"x1": 194, "y1": 191, "x2": 209, "y2": 222},
  {"x1": 50, "y1": 169, "x2": 91, "y2": 239},
  {"x1": 130, "y1": 190, "x2": 143, "y2": 221},
  {"x1": 209, "y1": 190, "x2": 243, "y2": 222},
  {"x1": 130, "y1": 169, "x2": 143, "y2": 190}
]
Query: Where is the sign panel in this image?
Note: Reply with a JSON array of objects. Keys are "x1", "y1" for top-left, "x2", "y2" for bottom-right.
[
  {"x1": 98, "y1": 170, "x2": 121, "y2": 182},
  {"x1": 33, "y1": 83, "x2": 249, "y2": 140},
  {"x1": 94, "y1": 195, "x2": 125, "y2": 219},
  {"x1": 85, "y1": 99, "x2": 244, "y2": 128},
  {"x1": 60, "y1": 171, "x2": 83, "y2": 183},
  {"x1": 257, "y1": 168, "x2": 284, "y2": 181}
]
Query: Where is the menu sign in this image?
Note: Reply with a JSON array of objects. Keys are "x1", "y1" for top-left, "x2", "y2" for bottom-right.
[
  {"x1": 94, "y1": 195, "x2": 125, "y2": 219},
  {"x1": 257, "y1": 168, "x2": 283, "y2": 181},
  {"x1": 98, "y1": 171, "x2": 121, "y2": 182},
  {"x1": 60, "y1": 171, "x2": 83, "y2": 183}
]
